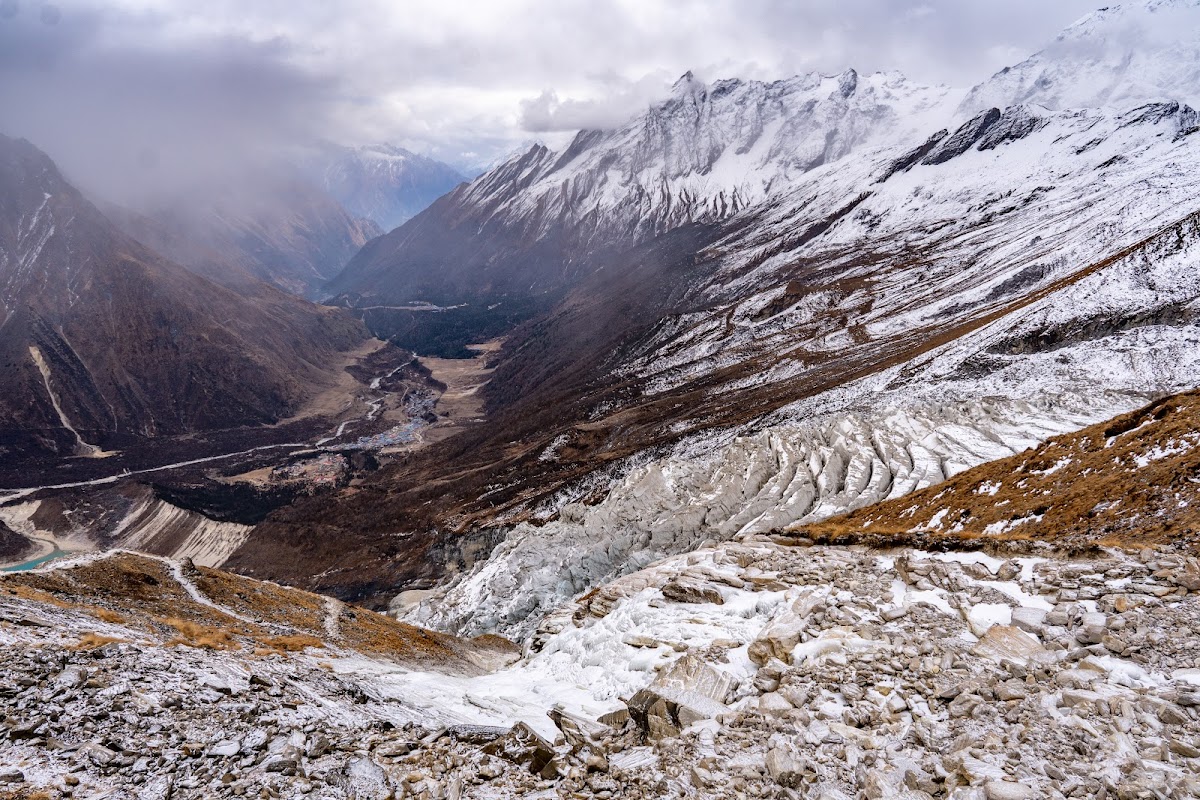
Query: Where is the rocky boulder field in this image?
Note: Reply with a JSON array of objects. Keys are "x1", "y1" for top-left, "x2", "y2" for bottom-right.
[{"x1": 3, "y1": 538, "x2": 1200, "y2": 799}]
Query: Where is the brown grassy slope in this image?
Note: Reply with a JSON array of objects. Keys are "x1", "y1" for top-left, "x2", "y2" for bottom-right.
[
  {"x1": 0, "y1": 552, "x2": 514, "y2": 672},
  {"x1": 795, "y1": 390, "x2": 1200, "y2": 553}
]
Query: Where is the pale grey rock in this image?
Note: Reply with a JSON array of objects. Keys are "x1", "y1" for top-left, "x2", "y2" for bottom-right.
[
  {"x1": 209, "y1": 739, "x2": 241, "y2": 757},
  {"x1": 1010, "y1": 607, "x2": 1047, "y2": 634},
  {"x1": 758, "y1": 692, "x2": 795, "y2": 715},
  {"x1": 765, "y1": 747, "x2": 805, "y2": 788},
  {"x1": 985, "y1": 780, "x2": 1038, "y2": 800}
]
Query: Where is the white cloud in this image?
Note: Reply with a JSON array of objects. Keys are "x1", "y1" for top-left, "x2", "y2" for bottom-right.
[{"x1": 0, "y1": 0, "x2": 1103, "y2": 181}]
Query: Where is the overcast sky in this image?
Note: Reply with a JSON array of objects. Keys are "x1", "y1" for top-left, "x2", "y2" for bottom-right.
[{"x1": 0, "y1": 0, "x2": 1103, "y2": 196}]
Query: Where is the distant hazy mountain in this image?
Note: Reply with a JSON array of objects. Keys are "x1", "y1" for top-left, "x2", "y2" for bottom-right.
[
  {"x1": 106, "y1": 168, "x2": 381, "y2": 299},
  {"x1": 308, "y1": 143, "x2": 467, "y2": 233},
  {"x1": 0, "y1": 134, "x2": 366, "y2": 460}
]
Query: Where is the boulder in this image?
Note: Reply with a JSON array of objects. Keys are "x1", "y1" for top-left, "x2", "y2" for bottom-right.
[
  {"x1": 1075, "y1": 612, "x2": 1108, "y2": 645},
  {"x1": 627, "y1": 690, "x2": 682, "y2": 740},
  {"x1": 758, "y1": 692, "x2": 795, "y2": 715},
  {"x1": 626, "y1": 653, "x2": 735, "y2": 738},
  {"x1": 661, "y1": 576, "x2": 724, "y2": 605},
  {"x1": 1010, "y1": 607, "x2": 1047, "y2": 634},
  {"x1": 209, "y1": 739, "x2": 241, "y2": 757},
  {"x1": 481, "y1": 722, "x2": 557, "y2": 777},
  {"x1": 765, "y1": 747, "x2": 806, "y2": 787},
  {"x1": 654, "y1": 653, "x2": 735, "y2": 705},
  {"x1": 970, "y1": 625, "x2": 1046, "y2": 663},
  {"x1": 748, "y1": 617, "x2": 806, "y2": 666},
  {"x1": 548, "y1": 707, "x2": 608, "y2": 752},
  {"x1": 984, "y1": 780, "x2": 1038, "y2": 800},
  {"x1": 343, "y1": 757, "x2": 392, "y2": 800},
  {"x1": 54, "y1": 666, "x2": 88, "y2": 689}
]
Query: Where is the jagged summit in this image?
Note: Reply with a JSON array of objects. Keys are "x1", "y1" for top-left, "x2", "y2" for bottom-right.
[
  {"x1": 325, "y1": 65, "x2": 958, "y2": 310},
  {"x1": 670, "y1": 69, "x2": 697, "y2": 89},
  {"x1": 962, "y1": 0, "x2": 1200, "y2": 114}
]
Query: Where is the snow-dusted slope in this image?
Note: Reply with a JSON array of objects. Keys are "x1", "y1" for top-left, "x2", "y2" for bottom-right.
[
  {"x1": 961, "y1": 0, "x2": 1200, "y2": 114},
  {"x1": 325, "y1": 70, "x2": 958, "y2": 304},
  {"x1": 396, "y1": 10, "x2": 1200, "y2": 640},
  {"x1": 622, "y1": 100, "x2": 1200, "y2": 399},
  {"x1": 461, "y1": 69, "x2": 957, "y2": 235}
]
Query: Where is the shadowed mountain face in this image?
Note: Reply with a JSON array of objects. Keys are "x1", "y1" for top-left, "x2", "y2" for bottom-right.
[{"x1": 0, "y1": 134, "x2": 367, "y2": 461}]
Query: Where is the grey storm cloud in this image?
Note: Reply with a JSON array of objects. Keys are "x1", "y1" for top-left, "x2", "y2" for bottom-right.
[
  {"x1": 0, "y1": 2, "x2": 346, "y2": 204},
  {"x1": 0, "y1": 0, "x2": 1104, "y2": 196}
]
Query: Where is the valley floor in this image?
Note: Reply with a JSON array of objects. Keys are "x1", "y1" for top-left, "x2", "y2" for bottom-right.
[{"x1": 0, "y1": 338, "x2": 476, "y2": 572}]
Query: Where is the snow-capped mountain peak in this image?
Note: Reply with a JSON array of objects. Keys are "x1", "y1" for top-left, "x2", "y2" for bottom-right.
[
  {"x1": 460, "y1": 67, "x2": 960, "y2": 230},
  {"x1": 961, "y1": 0, "x2": 1200, "y2": 114}
]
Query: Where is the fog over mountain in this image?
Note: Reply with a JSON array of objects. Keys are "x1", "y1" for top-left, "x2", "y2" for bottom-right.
[{"x1": 2, "y1": 0, "x2": 1098, "y2": 206}]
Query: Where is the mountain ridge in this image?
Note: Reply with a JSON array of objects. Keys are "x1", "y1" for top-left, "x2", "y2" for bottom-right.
[{"x1": 0, "y1": 134, "x2": 368, "y2": 461}]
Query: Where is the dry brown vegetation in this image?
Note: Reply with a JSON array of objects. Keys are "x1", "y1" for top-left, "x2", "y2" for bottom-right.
[
  {"x1": 195, "y1": 566, "x2": 325, "y2": 635},
  {"x1": 160, "y1": 616, "x2": 241, "y2": 651},
  {"x1": 193, "y1": 561, "x2": 516, "y2": 666},
  {"x1": 70, "y1": 632, "x2": 126, "y2": 650},
  {"x1": 796, "y1": 390, "x2": 1200, "y2": 553},
  {"x1": 3, "y1": 583, "x2": 72, "y2": 609},
  {"x1": 0, "y1": 551, "x2": 514, "y2": 675},
  {"x1": 89, "y1": 607, "x2": 126, "y2": 624}
]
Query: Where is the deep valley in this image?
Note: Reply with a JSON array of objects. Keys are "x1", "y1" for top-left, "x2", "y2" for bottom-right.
[{"x1": 3, "y1": 1, "x2": 1200, "y2": 798}]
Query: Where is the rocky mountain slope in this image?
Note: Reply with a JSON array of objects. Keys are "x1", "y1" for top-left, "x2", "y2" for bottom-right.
[
  {"x1": 0, "y1": 134, "x2": 367, "y2": 462},
  {"x1": 801, "y1": 389, "x2": 1200, "y2": 551},
  {"x1": 4, "y1": 512, "x2": 1200, "y2": 797},
  {"x1": 307, "y1": 143, "x2": 467, "y2": 233},
  {"x1": 239, "y1": 0, "x2": 1200, "y2": 613}
]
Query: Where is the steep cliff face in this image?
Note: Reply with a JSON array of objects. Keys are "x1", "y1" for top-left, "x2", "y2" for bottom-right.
[{"x1": 0, "y1": 135, "x2": 366, "y2": 461}]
